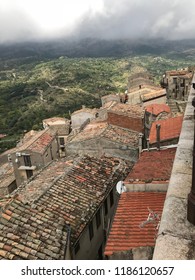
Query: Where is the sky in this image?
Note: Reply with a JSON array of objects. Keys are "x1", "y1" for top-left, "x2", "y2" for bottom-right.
[{"x1": 0, "y1": 0, "x2": 195, "y2": 44}]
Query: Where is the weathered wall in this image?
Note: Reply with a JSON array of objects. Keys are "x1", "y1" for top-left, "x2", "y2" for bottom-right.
[
  {"x1": 71, "y1": 112, "x2": 96, "y2": 129},
  {"x1": 107, "y1": 112, "x2": 143, "y2": 133},
  {"x1": 143, "y1": 95, "x2": 166, "y2": 106},
  {"x1": 72, "y1": 190, "x2": 119, "y2": 260},
  {"x1": 66, "y1": 137, "x2": 139, "y2": 162},
  {"x1": 125, "y1": 182, "x2": 168, "y2": 192},
  {"x1": 153, "y1": 79, "x2": 195, "y2": 260},
  {"x1": 108, "y1": 246, "x2": 153, "y2": 260},
  {"x1": 12, "y1": 137, "x2": 59, "y2": 187}
]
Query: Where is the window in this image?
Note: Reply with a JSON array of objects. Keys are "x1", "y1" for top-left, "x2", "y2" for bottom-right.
[
  {"x1": 74, "y1": 241, "x2": 80, "y2": 254},
  {"x1": 59, "y1": 137, "x2": 65, "y2": 146},
  {"x1": 104, "y1": 199, "x2": 108, "y2": 215},
  {"x1": 110, "y1": 190, "x2": 114, "y2": 207},
  {"x1": 23, "y1": 155, "x2": 32, "y2": 167},
  {"x1": 89, "y1": 221, "x2": 94, "y2": 240},
  {"x1": 96, "y1": 209, "x2": 101, "y2": 229},
  {"x1": 26, "y1": 169, "x2": 33, "y2": 179}
]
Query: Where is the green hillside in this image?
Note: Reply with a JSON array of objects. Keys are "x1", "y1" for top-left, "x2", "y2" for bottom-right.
[{"x1": 1, "y1": 41, "x2": 195, "y2": 153}]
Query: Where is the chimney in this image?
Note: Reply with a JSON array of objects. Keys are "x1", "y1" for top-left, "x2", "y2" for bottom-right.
[{"x1": 156, "y1": 124, "x2": 161, "y2": 150}]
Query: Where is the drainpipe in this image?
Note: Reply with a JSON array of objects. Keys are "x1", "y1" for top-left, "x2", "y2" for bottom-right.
[
  {"x1": 187, "y1": 97, "x2": 195, "y2": 225},
  {"x1": 138, "y1": 133, "x2": 143, "y2": 155},
  {"x1": 156, "y1": 124, "x2": 161, "y2": 150}
]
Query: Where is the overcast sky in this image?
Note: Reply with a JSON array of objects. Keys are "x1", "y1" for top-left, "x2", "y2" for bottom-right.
[{"x1": 0, "y1": 0, "x2": 195, "y2": 44}]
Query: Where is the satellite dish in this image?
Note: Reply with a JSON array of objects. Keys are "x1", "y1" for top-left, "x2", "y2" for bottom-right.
[{"x1": 116, "y1": 181, "x2": 126, "y2": 194}]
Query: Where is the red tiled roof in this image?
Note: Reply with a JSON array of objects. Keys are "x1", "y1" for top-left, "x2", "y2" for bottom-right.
[
  {"x1": 104, "y1": 192, "x2": 166, "y2": 256},
  {"x1": 149, "y1": 115, "x2": 183, "y2": 144},
  {"x1": 125, "y1": 148, "x2": 176, "y2": 183},
  {"x1": 145, "y1": 104, "x2": 171, "y2": 116},
  {"x1": 0, "y1": 156, "x2": 130, "y2": 260}
]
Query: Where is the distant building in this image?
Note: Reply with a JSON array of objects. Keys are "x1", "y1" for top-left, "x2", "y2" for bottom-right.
[
  {"x1": 71, "y1": 106, "x2": 98, "y2": 130},
  {"x1": 161, "y1": 68, "x2": 193, "y2": 101},
  {"x1": 101, "y1": 94, "x2": 120, "y2": 106},
  {"x1": 127, "y1": 71, "x2": 166, "y2": 105},
  {"x1": 43, "y1": 117, "x2": 70, "y2": 157},
  {"x1": 0, "y1": 155, "x2": 130, "y2": 260}
]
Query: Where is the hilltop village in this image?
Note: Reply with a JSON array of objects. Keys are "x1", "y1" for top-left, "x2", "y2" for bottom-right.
[{"x1": 0, "y1": 67, "x2": 193, "y2": 260}]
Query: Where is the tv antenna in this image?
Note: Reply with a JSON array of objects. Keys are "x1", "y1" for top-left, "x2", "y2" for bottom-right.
[{"x1": 139, "y1": 207, "x2": 160, "y2": 229}]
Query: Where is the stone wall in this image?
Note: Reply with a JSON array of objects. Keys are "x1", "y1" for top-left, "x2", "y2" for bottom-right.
[{"x1": 153, "y1": 78, "x2": 195, "y2": 260}]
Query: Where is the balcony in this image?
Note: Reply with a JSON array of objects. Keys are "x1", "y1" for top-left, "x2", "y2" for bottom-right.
[{"x1": 18, "y1": 165, "x2": 36, "y2": 171}]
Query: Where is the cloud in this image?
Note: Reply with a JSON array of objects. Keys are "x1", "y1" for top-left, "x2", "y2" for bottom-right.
[{"x1": 1, "y1": 0, "x2": 195, "y2": 43}]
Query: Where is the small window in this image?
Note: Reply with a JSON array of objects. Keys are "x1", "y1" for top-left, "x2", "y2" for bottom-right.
[
  {"x1": 74, "y1": 241, "x2": 80, "y2": 254},
  {"x1": 89, "y1": 221, "x2": 94, "y2": 240},
  {"x1": 110, "y1": 190, "x2": 114, "y2": 207},
  {"x1": 104, "y1": 199, "x2": 108, "y2": 216},
  {"x1": 59, "y1": 137, "x2": 65, "y2": 146},
  {"x1": 26, "y1": 169, "x2": 33, "y2": 179},
  {"x1": 23, "y1": 155, "x2": 32, "y2": 167},
  {"x1": 96, "y1": 209, "x2": 101, "y2": 229}
]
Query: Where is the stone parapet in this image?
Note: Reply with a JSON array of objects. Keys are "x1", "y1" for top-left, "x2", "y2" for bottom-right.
[{"x1": 153, "y1": 76, "x2": 195, "y2": 260}]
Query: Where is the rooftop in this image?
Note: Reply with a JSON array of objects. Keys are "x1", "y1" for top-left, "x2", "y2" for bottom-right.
[
  {"x1": 141, "y1": 88, "x2": 166, "y2": 102},
  {"x1": 0, "y1": 155, "x2": 129, "y2": 259},
  {"x1": 145, "y1": 103, "x2": 171, "y2": 116},
  {"x1": 12, "y1": 129, "x2": 56, "y2": 155},
  {"x1": 0, "y1": 163, "x2": 15, "y2": 193},
  {"x1": 71, "y1": 107, "x2": 98, "y2": 116},
  {"x1": 149, "y1": 115, "x2": 183, "y2": 144},
  {"x1": 104, "y1": 192, "x2": 166, "y2": 256},
  {"x1": 69, "y1": 122, "x2": 139, "y2": 147},
  {"x1": 125, "y1": 148, "x2": 176, "y2": 183},
  {"x1": 43, "y1": 117, "x2": 69, "y2": 125},
  {"x1": 108, "y1": 103, "x2": 144, "y2": 119}
]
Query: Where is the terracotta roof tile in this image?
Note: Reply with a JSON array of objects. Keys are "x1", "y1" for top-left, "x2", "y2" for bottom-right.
[
  {"x1": 145, "y1": 104, "x2": 171, "y2": 116},
  {"x1": 149, "y1": 116, "x2": 183, "y2": 144},
  {"x1": 104, "y1": 192, "x2": 166, "y2": 256},
  {"x1": 125, "y1": 148, "x2": 176, "y2": 183},
  {"x1": 108, "y1": 103, "x2": 144, "y2": 118},
  {"x1": 69, "y1": 123, "x2": 139, "y2": 147},
  {"x1": 0, "y1": 156, "x2": 130, "y2": 259}
]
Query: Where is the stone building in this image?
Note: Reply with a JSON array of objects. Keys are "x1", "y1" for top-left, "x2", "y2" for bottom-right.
[
  {"x1": 42, "y1": 117, "x2": 70, "y2": 157},
  {"x1": 0, "y1": 162, "x2": 16, "y2": 196},
  {"x1": 101, "y1": 94, "x2": 120, "y2": 106},
  {"x1": 0, "y1": 155, "x2": 130, "y2": 260},
  {"x1": 9, "y1": 129, "x2": 59, "y2": 187},
  {"x1": 161, "y1": 68, "x2": 193, "y2": 101},
  {"x1": 71, "y1": 106, "x2": 98, "y2": 130},
  {"x1": 66, "y1": 121, "x2": 140, "y2": 162}
]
